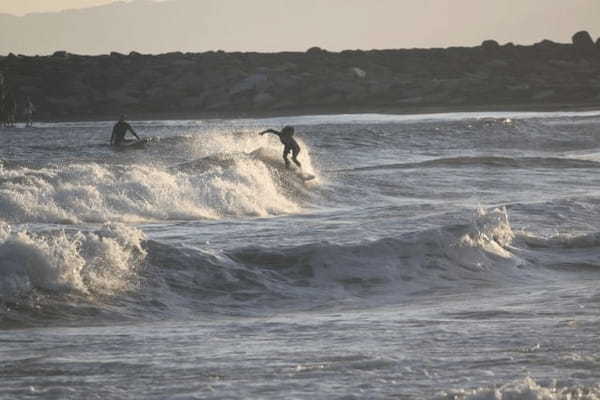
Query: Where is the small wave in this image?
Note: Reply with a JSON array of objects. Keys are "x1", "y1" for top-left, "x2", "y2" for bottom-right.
[
  {"x1": 107, "y1": 207, "x2": 522, "y2": 319},
  {"x1": 15, "y1": 207, "x2": 597, "y2": 330},
  {"x1": 506, "y1": 228, "x2": 600, "y2": 275},
  {"x1": 0, "y1": 222, "x2": 145, "y2": 299},
  {"x1": 1, "y1": 208, "x2": 522, "y2": 327},
  {"x1": 338, "y1": 156, "x2": 600, "y2": 173},
  {"x1": 0, "y1": 223, "x2": 146, "y2": 328},
  {"x1": 226, "y1": 208, "x2": 517, "y2": 297},
  {"x1": 168, "y1": 208, "x2": 512, "y2": 295},
  {"x1": 435, "y1": 377, "x2": 600, "y2": 400},
  {"x1": 520, "y1": 231, "x2": 600, "y2": 249}
]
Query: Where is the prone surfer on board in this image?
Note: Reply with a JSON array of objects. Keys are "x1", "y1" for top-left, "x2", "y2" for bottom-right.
[
  {"x1": 259, "y1": 125, "x2": 301, "y2": 169},
  {"x1": 111, "y1": 115, "x2": 141, "y2": 146}
]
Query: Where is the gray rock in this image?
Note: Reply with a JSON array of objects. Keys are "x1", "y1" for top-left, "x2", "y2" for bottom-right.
[
  {"x1": 253, "y1": 92, "x2": 274, "y2": 106},
  {"x1": 481, "y1": 40, "x2": 500, "y2": 52},
  {"x1": 321, "y1": 93, "x2": 343, "y2": 105},
  {"x1": 181, "y1": 94, "x2": 208, "y2": 110},
  {"x1": 484, "y1": 59, "x2": 509, "y2": 70},
  {"x1": 572, "y1": 31, "x2": 595, "y2": 57},
  {"x1": 349, "y1": 67, "x2": 366, "y2": 78},
  {"x1": 532, "y1": 89, "x2": 555, "y2": 100},
  {"x1": 535, "y1": 39, "x2": 558, "y2": 48},
  {"x1": 306, "y1": 47, "x2": 327, "y2": 55},
  {"x1": 2, "y1": 31, "x2": 599, "y2": 119},
  {"x1": 230, "y1": 73, "x2": 269, "y2": 94},
  {"x1": 172, "y1": 72, "x2": 204, "y2": 93}
]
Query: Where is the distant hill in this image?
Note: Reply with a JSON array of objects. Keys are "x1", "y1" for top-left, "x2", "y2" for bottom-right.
[
  {"x1": 2, "y1": 0, "x2": 599, "y2": 56},
  {"x1": 0, "y1": 0, "x2": 385, "y2": 55}
]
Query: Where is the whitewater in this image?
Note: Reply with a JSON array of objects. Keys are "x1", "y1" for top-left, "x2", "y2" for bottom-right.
[{"x1": 2, "y1": 111, "x2": 600, "y2": 399}]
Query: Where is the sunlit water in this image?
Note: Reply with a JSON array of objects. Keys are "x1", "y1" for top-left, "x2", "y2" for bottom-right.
[{"x1": 2, "y1": 111, "x2": 600, "y2": 399}]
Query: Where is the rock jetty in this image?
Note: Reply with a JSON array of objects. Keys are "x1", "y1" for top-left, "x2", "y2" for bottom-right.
[{"x1": 1, "y1": 31, "x2": 599, "y2": 120}]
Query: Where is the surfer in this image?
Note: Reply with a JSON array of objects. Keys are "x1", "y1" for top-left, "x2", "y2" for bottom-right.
[
  {"x1": 259, "y1": 125, "x2": 301, "y2": 169},
  {"x1": 110, "y1": 115, "x2": 141, "y2": 146},
  {"x1": 24, "y1": 97, "x2": 35, "y2": 127}
]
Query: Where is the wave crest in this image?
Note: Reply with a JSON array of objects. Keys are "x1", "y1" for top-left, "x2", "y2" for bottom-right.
[
  {"x1": 436, "y1": 377, "x2": 600, "y2": 400},
  {"x1": 0, "y1": 223, "x2": 146, "y2": 299}
]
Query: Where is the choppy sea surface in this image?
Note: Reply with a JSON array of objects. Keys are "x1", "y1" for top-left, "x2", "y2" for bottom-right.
[{"x1": 2, "y1": 111, "x2": 600, "y2": 399}]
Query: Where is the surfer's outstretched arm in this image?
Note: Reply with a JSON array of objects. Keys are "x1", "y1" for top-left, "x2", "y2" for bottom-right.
[
  {"x1": 259, "y1": 129, "x2": 281, "y2": 137},
  {"x1": 128, "y1": 126, "x2": 141, "y2": 141}
]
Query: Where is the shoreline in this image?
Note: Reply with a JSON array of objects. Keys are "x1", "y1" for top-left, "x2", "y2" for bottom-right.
[{"x1": 30, "y1": 102, "x2": 600, "y2": 123}]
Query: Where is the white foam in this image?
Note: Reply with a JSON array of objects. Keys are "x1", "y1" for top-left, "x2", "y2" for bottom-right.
[
  {"x1": 0, "y1": 152, "x2": 314, "y2": 224},
  {"x1": 192, "y1": 157, "x2": 301, "y2": 217},
  {"x1": 0, "y1": 223, "x2": 146, "y2": 298},
  {"x1": 182, "y1": 128, "x2": 319, "y2": 178},
  {"x1": 436, "y1": 377, "x2": 600, "y2": 400},
  {"x1": 447, "y1": 207, "x2": 518, "y2": 271}
]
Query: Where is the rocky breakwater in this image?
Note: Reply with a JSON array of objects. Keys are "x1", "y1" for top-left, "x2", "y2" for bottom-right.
[{"x1": 1, "y1": 31, "x2": 600, "y2": 120}]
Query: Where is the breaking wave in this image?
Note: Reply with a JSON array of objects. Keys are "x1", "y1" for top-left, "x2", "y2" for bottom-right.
[
  {"x1": 0, "y1": 141, "x2": 319, "y2": 225},
  {"x1": 4, "y1": 207, "x2": 595, "y2": 328},
  {"x1": 0, "y1": 222, "x2": 145, "y2": 298},
  {"x1": 435, "y1": 377, "x2": 600, "y2": 400}
]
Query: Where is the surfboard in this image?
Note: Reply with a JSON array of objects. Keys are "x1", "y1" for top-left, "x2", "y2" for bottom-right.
[
  {"x1": 298, "y1": 172, "x2": 315, "y2": 181},
  {"x1": 112, "y1": 138, "x2": 148, "y2": 150}
]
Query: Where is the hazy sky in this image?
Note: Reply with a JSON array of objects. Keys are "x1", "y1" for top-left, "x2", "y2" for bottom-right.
[
  {"x1": 0, "y1": 0, "x2": 599, "y2": 54},
  {"x1": 0, "y1": 0, "x2": 128, "y2": 15}
]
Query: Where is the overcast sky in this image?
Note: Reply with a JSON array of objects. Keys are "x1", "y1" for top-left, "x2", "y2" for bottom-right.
[
  {"x1": 0, "y1": 0, "x2": 121, "y2": 15},
  {"x1": 1, "y1": 0, "x2": 599, "y2": 55}
]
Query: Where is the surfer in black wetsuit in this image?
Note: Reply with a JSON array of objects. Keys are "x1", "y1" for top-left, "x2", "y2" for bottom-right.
[
  {"x1": 259, "y1": 125, "x2": 301, "y2": 169},
  {"x1": 110, "y1": 116, "x2": 141, "y2": 146}
]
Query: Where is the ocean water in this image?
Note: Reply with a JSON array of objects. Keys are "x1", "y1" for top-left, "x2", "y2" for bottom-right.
[{"x1": 2, "y1": 111, "x2": 600, "y2": 399}]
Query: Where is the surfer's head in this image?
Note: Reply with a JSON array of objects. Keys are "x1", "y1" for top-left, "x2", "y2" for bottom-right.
[
  {"x1": 282, "y1": 126, "x2": 294, "y2": 135},
  {"x1": 119, "y1": 115, "x2": 126, "y2": 122}
]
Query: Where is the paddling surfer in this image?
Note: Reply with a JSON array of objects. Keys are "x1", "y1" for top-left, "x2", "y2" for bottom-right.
[
  {"x1": 111, "y1": 115, "x2": 141, "y2": 146},
  {"x1": 259, "y1": 125, "x2": 301, "y2": 169}
]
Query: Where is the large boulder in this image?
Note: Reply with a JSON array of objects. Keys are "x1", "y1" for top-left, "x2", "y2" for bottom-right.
[
  {"x1": 481, "y1": 40, "x2": 500, "y2": 53},
  {"x1": 534, "y1": 39, "x2": 559, "y2": 50},
  {"x1": 533, "y1": 40, "x2": 564, "y2": 59},
  {"x1": 253, "y1": 92, "x2": 275, "y2": 106},
  {"x1": 52, "y1": 51, "x2": 69, "y2": 58},
  {"x1": 349, "y1": 67, "x2": 366, "y2": 79},
  {"x1": 230, "y1": 73, "x2": 269, "y2": 94},
  {"x1": 306, "y1": 46, "x2": 327, "y2": 55},
  {"x1": 572, "y1": 31, "x2": 595, "y2": 57}
]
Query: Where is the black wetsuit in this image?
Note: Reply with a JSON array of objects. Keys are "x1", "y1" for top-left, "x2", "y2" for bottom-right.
[
  {"x1": 279, "y1": 131, "x2": 301, "y2": 168},
  {"x1": 111, "y1": 121, "x2": 137, "y2": 146},
  {"x1": 262, "y1": 128, "x2": 301, "y2": 168}
]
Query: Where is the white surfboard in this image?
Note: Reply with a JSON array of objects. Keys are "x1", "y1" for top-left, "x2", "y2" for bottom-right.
[{"x1": 297, "y1": 172, "x2": 315, "y2": 181}]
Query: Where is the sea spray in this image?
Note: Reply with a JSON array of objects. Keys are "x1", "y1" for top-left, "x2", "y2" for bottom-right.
[
  {"x1": 448, "y1": 207, "x2": 516, "y2": 269},
  {"x1": 435, "y1": 377, "x2": 600, "y2": 400},
  {"x1": 0, "y1": 223, "x2": 146, "y2": 299},
  {"x1": 0, "y1": 158, "x2": 310, "y2": 224}
]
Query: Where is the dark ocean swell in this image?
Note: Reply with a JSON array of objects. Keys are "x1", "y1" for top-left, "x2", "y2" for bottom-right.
[
  {"x1": 339, "y1": 156, "x2": 600, "y2": 173},
  {"x1": 4, "y1": 208, "x2": 597, "y2": 329}
]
